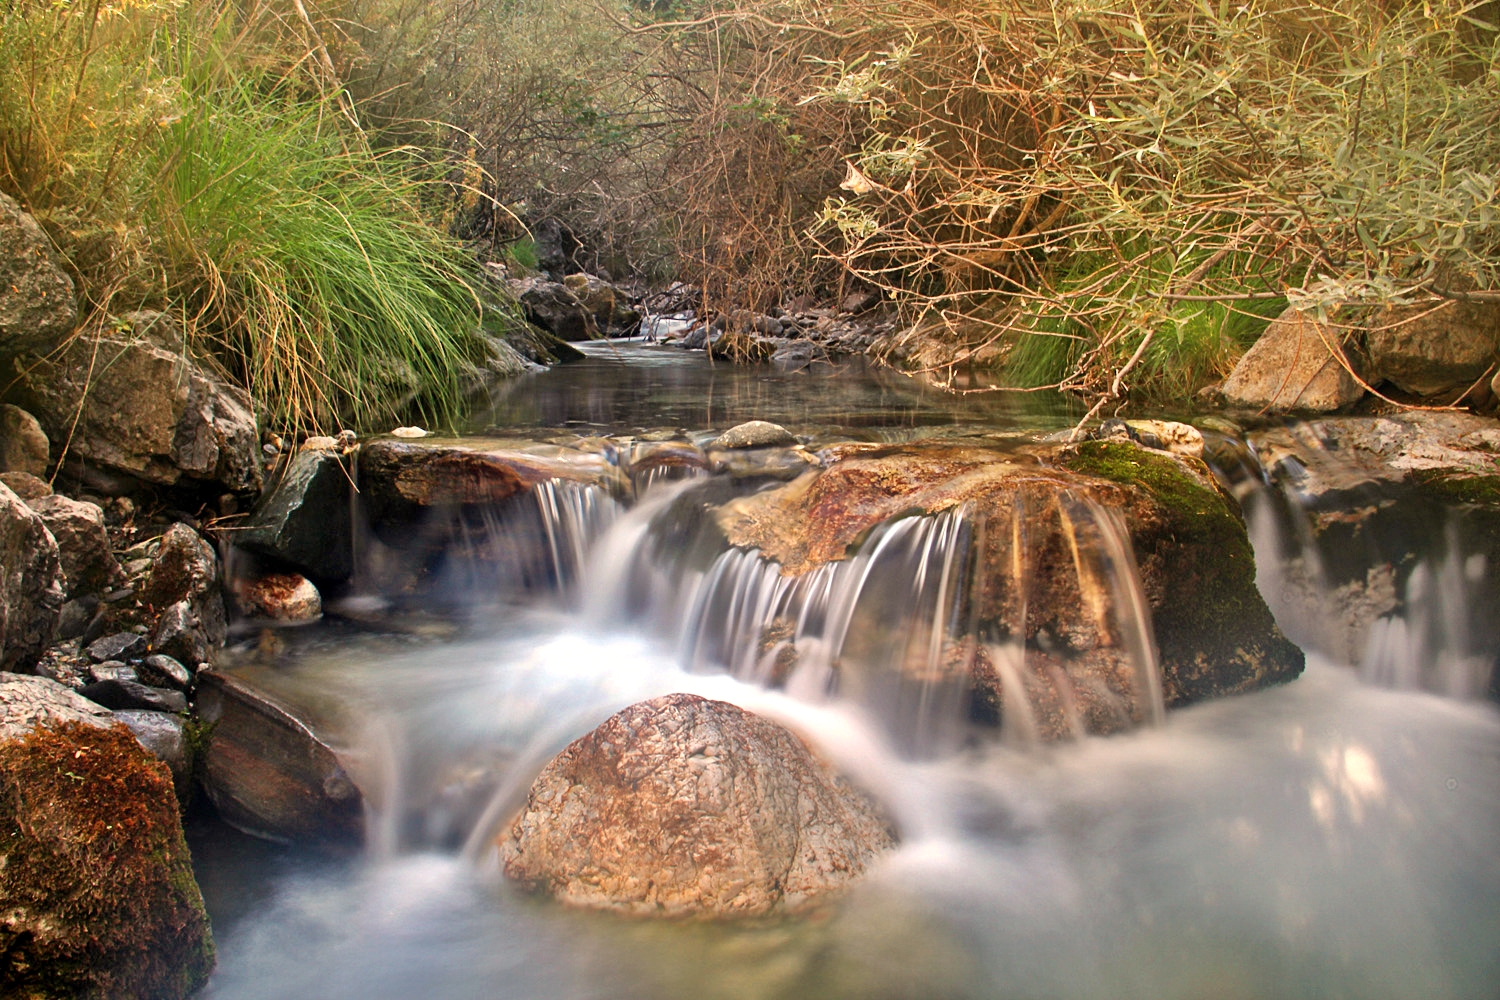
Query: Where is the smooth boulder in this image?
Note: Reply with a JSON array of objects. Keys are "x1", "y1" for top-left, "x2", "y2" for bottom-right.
[
  {"x1": 501, "y1": 693, "x2": 896, "y2": 918},
  {"x1": 1221, "y1": 308, "x2": 1364, "y2": 412}
]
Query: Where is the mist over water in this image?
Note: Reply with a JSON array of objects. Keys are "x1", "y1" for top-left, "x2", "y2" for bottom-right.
[{"x1": 196, "y1": 346, "x2": 1500, "y2": 999}]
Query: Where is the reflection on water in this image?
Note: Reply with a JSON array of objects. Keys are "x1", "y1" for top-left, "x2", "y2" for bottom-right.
[{"x1": 464, "y1": 342, "x2": 1080, "y2": 436}]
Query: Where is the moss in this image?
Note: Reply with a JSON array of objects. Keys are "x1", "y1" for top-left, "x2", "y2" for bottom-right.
[
  {"x1": 0, "y1": 722, "x2": 215, "y2": 999},
  {"x1": 1408, "y1": 471, "x2": 1500, "y2": 508},
  {"x1": 1060, "y1": 441, "x2": 1304, "y2": 706}
]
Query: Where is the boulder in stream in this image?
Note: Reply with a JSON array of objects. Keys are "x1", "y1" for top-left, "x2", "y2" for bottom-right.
[
  {"x1": 237, "y1": 449, "x2": 354, "y2": 583},
  {"x1": 501, "y1": 693, "x2": 896, "y2": 918},
  {"x1": 0, "y1": 672, "x2": 214, "y2": 999},
  {"x1": 1221, "y1": 308, "x2": 1364, "y2": 412}
]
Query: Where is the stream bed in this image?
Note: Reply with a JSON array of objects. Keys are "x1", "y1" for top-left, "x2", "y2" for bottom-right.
[{"x1": 192, "y1": 343, "x2": 1500, "y2": 1000}]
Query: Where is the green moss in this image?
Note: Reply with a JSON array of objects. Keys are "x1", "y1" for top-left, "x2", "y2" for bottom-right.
[
  {"x1": 1060, "y1": 441, "x2": 1304, "y2": 705},
  {"x1": 1409, "y1": 470, "x2": 1500, "y2": 507}
]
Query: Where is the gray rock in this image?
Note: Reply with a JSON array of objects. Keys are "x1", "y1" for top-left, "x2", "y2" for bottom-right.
[
  {"x1": 0, "y1": 470, "x2": 50, "y2": 501},
  {"x1": 27, "y1": 493, "x2": 122, "y2": 597},
  {"x1": 12, "y1": 331, "x2": 261, "y2": 491},
  {"x1": 195, "y1": 669, "x2": 364, "y2": 846},
  {"x1": 0, "y1": 482, "x2": 64, "y2": 670},
  {"x1": 114, "y1": 708, "x2": 191, "y2": 794},
  {"x1": 56, "y1": 595, "x2": 98, "y2": 640},
  {"x1": 1365, "y1": 297, "x2": 1500, "y2": 397},
  {"x1": 0, "y1": 192, "x2": 76, "y2": 359},
  {"x1": 0, "y1": 403, "x2": 49, "y2": 476},
  {"x1": 501, "y1": 693, "x2": 896, "y2": 918},
  {"x1": 512, "y1": 277, "x2": 596, "y2": 341},
  {"x1": 711, "y1": 420, "x2": 798, "y2": 450},
  {"x1": 0, "y1": 670, "x2": 113, "y2": 741},
  {"x1": 562, "y1": 272, "x2": 639, "y2": 335},
  {"x1": 1222, "y1": 308, "x2": 1365, "y2": 412},
  {"x1": 139, "y1": 653, "x2": 192, "y2": 691},
  {"x1": 149, "y1": 600, "x2": 214, "y2": 668},
  {"x1": 79, "y1": 677, "x2": 188, "y2": 714},
  {"x1": 143, "y1": 524, "x2": 226, "y2": 665},
  {"x1": 87, "y1": 661, "x2": 137, "y2": 684},
  {"x1": 237, "y1": 450, "x2": 353, "y2": 582},
  {"x1": 86, "y1": 631, "x2": 148, "y2": 663}
]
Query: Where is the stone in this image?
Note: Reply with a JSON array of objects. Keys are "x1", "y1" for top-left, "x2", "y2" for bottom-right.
[
  {"x1": 56, "y1": 596, "x2": 97, "y2": 640},
  {"x1": 0, "y1": 192, "x2": 76, "y2": 359},
  {"x1": 0, "y1": 482, "x2": 65, "y2": 671},
  {"x1": 0, "y1": 470, "x2": 51, "y2": 501},
  {"x1": 149, "y1": 601, "x2": 215, "y2": 668},
  {"x1": 142, "y1": 524, "x2": 226, "y2": 666},
  {"x1": 0, "y1": 403, "x2": 49, "y2": 476},
  {"x1": 562, "y1": 272, "x2": 639, "y2": 335},
  {"x1": 27, "y1": 493, "x2": 123, "y2": 597},
  {"x1": 79, "y1": 678, "x2": 188, "y2": 714},
  {"x1": 0, "y1": 671, "x2": 114, "y2": 741},
  {"x1": 86, "y1": 631, "x2": 148, "y2": 663},
  {"x1": 710, "y1": 420, "x2": 798, "y2": 450},
  {"x1": 194, "y1": 669, "x2": 364, "y2": 846},
  {"x1": 512, "y1": 277, "x2": 596, "y2": 341},
  {"x1": 87, "y1": 661, "x2": 137, "y2": 684},
  {"x1": 139, "y1": 654, "x2": 192, "y2": 692},
  {"x1": 237, "y1": 450, "x2": 354, "y2": 582},
  {"x1": 1365, "y1": 297, "x2": 1500, "y2": 398},
  {"x1": 234, "y1": 572, "x2": 322, "y2": 622},
  {"x1": 1221, "y1": 308, "x2": 1365, "y2": 412},
  {"x1": 113, "y1": 709, "x2": 191, "y2": 796},
  {"x1": 11, "y1": 331, "x2": 261, "y2": 492},
  {"x1": 0, "y1": 697, "x2": 214, "y2": 998},
  {"x1": 501, "y1": 693, "x2": 896, "y2": 919}
]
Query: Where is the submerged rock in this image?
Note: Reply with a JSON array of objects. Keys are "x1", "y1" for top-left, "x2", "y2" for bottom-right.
[
  {"x1": 502, "y1": 693, "x2": 896, "y2": 918},
  {"x1": 0, "y1": 674, "x2": 214, "y2": 999},
  {"x1": 0, "y1": 482, "x2": 65, "y2": 671},
  {"x1": 1221, "y1": 308, "x2": 1364, "y2": 412},
  {"x1": 194, "y1": 669, "x2": 364, "y2": 846}
]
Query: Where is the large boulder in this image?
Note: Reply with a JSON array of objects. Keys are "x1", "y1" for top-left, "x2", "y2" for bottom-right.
[
  {"x1": 0, "y1": 482, "x2": 65, "y2": 671},
  {"x1": 501, "y1": 693, "x2": 895, "y2": 918},
  {"x1": 194, "y1": 669, "x2": 364, "y2": 846},
  {"x1": 12, "y1": 329, "x2": 261, "y2": 492},
  {"x1": 237, "y1": 449, "x2": 354, "y2": 583},
  {"x1": 0, "y1": 672, "x2": 214, "y2": 999},
  {"x1": 561, "y1": 272, "x2": 639, "y2": 335},
  {"x1": 0, "y1": 193, "x2": 75, "y2": 359},
  {"x1": 1222, "y1": 308, "x2": 1365, "y2": 412},
  {"x1": 1365, "y1": 297, "x2": 1500, "y2": 398},
  {"x1": 26, "y1": 494, "x2": 123, "y2": 598},
  {"x1": 0, "y1": 403, "x2": 50, "y2": 476},
  {"x1": 510, "y1": 277, "x2": 596, "y2": 341}
]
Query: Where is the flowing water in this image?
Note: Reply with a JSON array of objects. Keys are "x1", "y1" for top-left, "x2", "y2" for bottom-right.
[{"x1": 194, "y1": 344, "x2": 1500, "y2": 1000}]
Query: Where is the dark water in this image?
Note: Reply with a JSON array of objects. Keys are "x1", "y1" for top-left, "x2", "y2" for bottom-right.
[{"x1": 193, "y1": 345, "x2": 1500, "y2": 1000}]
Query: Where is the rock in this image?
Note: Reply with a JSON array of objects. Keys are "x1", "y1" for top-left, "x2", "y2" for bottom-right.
[
  {"x1": 1091, "y1": 418, "x2": 1205, "y2": 459},
  {"x1": 1365, "y1": 297, "x2": 1500, "y2": 397},
  {"x1": 840, "y1": 289, "x2": 879, "y2": 314},
  {"x1": 194, "y1": 669, "x2": 364, "y2": 846},
  {"x1": 139, "y1": 654, "x2": 192, "y2": 692},
  {"x1": 149, "y1": 601, "x2": 215, "y2": 668},
  {"x1": 0, "y1": 482, "x2": 65, "y2": 671},
  {"x1": 234, "y1": 572, "x2": 322, "y2": 622},
  {"x1": 237, "y1": 450, "x2": 353, "y2": 582},
  {"x1": 0, "y1": 671, "x2": 114, "y2": 740},
  {"x1": 56, "y1": 595, "x2": 97, "y2": 640},
  {"x1": 142, "y1": 523, "x2": 226, "y2": 662},
  {"x1": 530, "y1": 217, "x2": 580, "y2": 276},
  {"x1": 501, "y1": 693, "x2": 895, "y2": 918},
  {"x1": 79, "y1": 678, "x2": 188, "y2": 714},
  {"x1": 86, "y1": 630, "x2": 148, "y2": 663},
  {"x1": 0, "y1": 470, "x2": 50, "y2": 501},
  {"x1": 562, "y1": 272, "x2": 639, "y2": 335},
  {"x1": 0, "y1": 192, "x2": 76, "y2": 359},
  {"x1": 711, "y1": 420, "x2": 798, "y2": 450},
  {"x1": 113, "y1": 709, "x2": 191, "y2": 796},
  {"x1": 12, "y1": 331, "x2": 261, "y2": 491},
  {"x1": 1222, "y1": 308, "x2": 1365, "y2": 412},
  {"x1": 88, "y1": 661, "x2": 137, "y2": 684},
  {"x1": 27, "y1": 493, "x2": 123, "y2": 597},
  {"x1": 0, "y1": 403, "x2": 50, "y2": 476},
  {"x1": 0, "y1": 689, "x2": 214, "y2": 998},
  {"x1": 511, "y1": 277, "x2": 597, "y2": 341}
]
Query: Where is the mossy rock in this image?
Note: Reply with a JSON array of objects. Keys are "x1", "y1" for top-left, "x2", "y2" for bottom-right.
[
  {"x1": 0, "y1": 721, "x2": 215, "y2": 999},
  {"x1": 1060, "y1": 441, "x2": 1304, "y2": 706}
]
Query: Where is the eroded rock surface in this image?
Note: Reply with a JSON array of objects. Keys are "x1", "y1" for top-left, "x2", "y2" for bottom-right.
[{"x1": 502, "y1": 693, "x2": 895, "y2": 918}]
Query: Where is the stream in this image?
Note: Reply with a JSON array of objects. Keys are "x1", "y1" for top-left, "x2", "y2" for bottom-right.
[{"x1": 192, "y1": 343, "x2": 1500, "y2": 1000}]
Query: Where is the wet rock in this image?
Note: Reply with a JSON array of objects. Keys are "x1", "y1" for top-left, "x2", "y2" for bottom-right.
[
  {"x1": 79, "y1": 677, "x2": 188, "y2": 714},
  {"x1": 11, "y1": 331, "x2": 261, "y2": 491},
  {"x1": 143, "y1": 523, "x2": 226, "y2": 665},
  {"x1": 237, "y1": 450, "x2": 353, "y2": 583},
  {"x1": 1365, "y1": 296, "x2": 1500, "y2": 397},
  {"x1": 0, "y1": 192, "x2": 76, "y2": 359},
  {"x1": 1221, "y1": 308, "x2": 1364, "y2": 412},
  {"x1": 502, "y1": 693, "x2": 896, "y2": 918},
  {"x1": 711, "y1": 420, "x2": 797, "y2": 450},
  {"x1": 139, "y1": 653, "x2": 192, "y2": 692},
  {"x1": 87, "y1": 631, "x2": 148, "y2": 663},
  {"x1": 149, "y1": 601, "x2": 215, "y2": 668},
  {"x1": 0, "y1": 482, "x2": 65, "y2": 671},
  {"x1": 194, "y1": 669, "x2": 364, "y2": 846},
  {"x1": 235, "y1": 572, "x2": 322, "y2": 623},
  {"x1": 0, "y1": 403, "x2": 50, "y2": 476},
  {"x1": 114, "y1": 709, "x2": 191, "y2": 796},
  {"x1": 27, "y1": 493, "x2": 123, "y2": 597},
  {"x1": 0, "y1": 470, "x2": 50, "y2": 501},
  {"x1": 0, "y1": 692, "x2": 214, "y2": 998}
]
